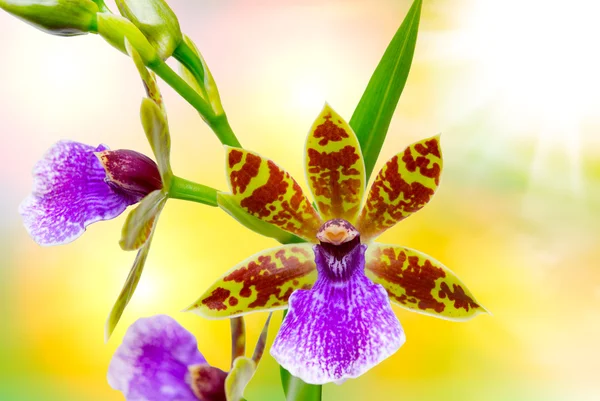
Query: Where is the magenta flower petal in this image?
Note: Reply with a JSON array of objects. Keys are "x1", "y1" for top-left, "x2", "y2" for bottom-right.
[
  {"x1": 108, "y1": 315, "x2": 206, "y2": 401},
  {"x1": 271, "y1": 243, "x2": 405, "y2": 384},
  {"x1": 19, "y1": 140, "x2": 138, "y2": 245}
]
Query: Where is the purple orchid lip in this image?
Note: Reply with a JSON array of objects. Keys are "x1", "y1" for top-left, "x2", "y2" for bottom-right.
[
  {"x1": 19, "y1": 141, "x2": 146, "y2": 246},
  {"x1": 271, "y1": 220, "x2": 405, "y2": 384}
]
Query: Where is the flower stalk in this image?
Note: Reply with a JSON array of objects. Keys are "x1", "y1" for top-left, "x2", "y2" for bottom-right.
[{"x1": 168, "y1": 176, "x2": 218, "y2": 206}]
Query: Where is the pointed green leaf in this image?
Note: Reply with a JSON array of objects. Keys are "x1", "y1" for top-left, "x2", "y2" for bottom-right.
[
  {"x1": 119, "y1": 189, "x2": 166, "y2": 251},
  {"x1": 140, "y1": 98, "x2": 173, "y2": 184},
  {"x1": 105, "y1": 236, "x2": 154, "y2": 341},
  {"x1": 349, "y1": 0, "x2": 422, "y2": 180}
]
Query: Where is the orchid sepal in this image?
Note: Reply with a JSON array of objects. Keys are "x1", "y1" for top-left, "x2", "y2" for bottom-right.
[{"x1": 187, "y1": 244, "x2": 316, "y2": 319}]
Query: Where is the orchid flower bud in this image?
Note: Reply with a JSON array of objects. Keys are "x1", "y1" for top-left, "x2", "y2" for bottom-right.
[
  {"x1": 96, "y1": 12, "x2": 160, "y2": 66},
  {"x1": 0, "y1": 0, "x2": 98, "y2": 36},
  {"x1": 116, "y1": 0, "x2": 182, "y2": 60},
  {"x1": 95, "y1": 149, "x2": 163, "y2": 200}
]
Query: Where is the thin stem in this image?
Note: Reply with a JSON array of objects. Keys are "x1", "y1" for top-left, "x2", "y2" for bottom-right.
[
  {"x1": 149, "y1": 61, "x2": 241, "y2": 148},
  {"x1": 168, "y1": 176, "x2": 218, "y2": 206}
]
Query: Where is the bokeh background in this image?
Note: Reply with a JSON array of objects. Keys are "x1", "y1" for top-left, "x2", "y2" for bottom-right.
[{"x1": 1, "y1": 0, "x2": 599, "y2": 400}]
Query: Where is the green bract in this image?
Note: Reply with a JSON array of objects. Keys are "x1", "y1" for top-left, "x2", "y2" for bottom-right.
[
  {"x1": 0, "y1": 0, "x2": 98, "y2": 36},
  {"x1": 116, "y1": 0, "x2": 182, "y2": 60},
  {"x1": 96, "y1": 12, "x2": 160, "y2": 66}
]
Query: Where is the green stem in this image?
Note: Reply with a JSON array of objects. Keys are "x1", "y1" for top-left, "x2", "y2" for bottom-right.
[
  {"x1": 168, "y1": 176, "x2": 218, "y2": 206},
  {"x1": 173, "y1": 41, "x2": 209, "y2": 100},
  {"x1": 150, "y1": 61, "x2": 241, "y2": 148}
]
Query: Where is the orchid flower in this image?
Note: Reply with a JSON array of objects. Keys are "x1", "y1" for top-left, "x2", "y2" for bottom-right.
[
  {"x1": 108, "y1": 314, "x2": 271, "y2": 401},
  {"x1": 18, "y1": 40, "x2": 213, "y2": 339},
  {"x1": 189, "y1": 105, "x2": 487, "y2": 384}
]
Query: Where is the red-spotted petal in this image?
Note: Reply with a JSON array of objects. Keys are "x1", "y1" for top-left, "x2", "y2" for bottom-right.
[
  {"x1": 305, "y1": 104, "x2": 366, "y2": 222},
  {"x1": 187, "y1": 244, "x2": 317, "y2": 319},
  {"x1": 365, "y1": 243, "x2": 487, "y2": 320},
  {"x1": 356, "y1": 135, "x2": 442, "y2": 241},
  {"x1": 225, "y1": 146, "x2": 323, "y2": 242}
]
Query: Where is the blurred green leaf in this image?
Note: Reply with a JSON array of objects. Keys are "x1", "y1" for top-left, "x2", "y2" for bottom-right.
[
  {"x1": 140, "y1": 98, "x2": 173, "y2": 184},
  {"x1": 349, "y1": 0, "x2": 422, "y2": 180}
]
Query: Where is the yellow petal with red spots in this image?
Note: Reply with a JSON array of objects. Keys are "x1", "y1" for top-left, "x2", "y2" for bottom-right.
[
  {"x1": 305, "y1": 104, "x2": 366, "y2": 222},
  {"x1": 356, "y1": 135, "x2": 443, "y2": 241},
  {"x1": 365, "y1": 243, "x2": 487, "y2": 320},
  {"x1": 225, "y1": 146, "x2": 323, "y2": 242},
  {"x1": 187, "y1": 244, "x2": 317, "y2": 319}
]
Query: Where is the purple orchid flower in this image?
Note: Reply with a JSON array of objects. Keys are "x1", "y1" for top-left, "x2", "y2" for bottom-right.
[
  {"x1": 19, "y1": 140, "x2": 162, "y2": 246},
  {"x1": 108, "y1": 315, "x2": 271, "y2": 401}
]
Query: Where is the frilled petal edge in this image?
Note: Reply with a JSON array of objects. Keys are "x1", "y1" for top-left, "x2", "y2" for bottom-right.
[
  {"x1": 19, "y1": 140, "x2": 135, "y2": 245},
  {"x1": 271, "y1": 244, "x2": 405, "y2": 384}
]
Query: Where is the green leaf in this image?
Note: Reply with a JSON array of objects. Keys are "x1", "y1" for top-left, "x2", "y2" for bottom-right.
[
  {"x1": 349, "y1": 0, "x2": 422, "y2": 181},
  {"x1": 105, "y1": 235, "x2": 154, "y2": 341}
]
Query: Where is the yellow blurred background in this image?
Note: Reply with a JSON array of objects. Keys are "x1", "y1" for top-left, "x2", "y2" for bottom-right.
[{"x1": 1, "y1": 0, "x2": 599, "y2": 400}]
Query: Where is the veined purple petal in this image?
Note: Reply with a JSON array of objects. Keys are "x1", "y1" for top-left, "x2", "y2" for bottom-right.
[
  {"x1": 108, "y1": 315, "x2": 206, "y2": 401},
  {"x1": 19, "y1": 140, "x2": 138, "y2": 245},
  {"x1": 271, "y1": 243, "x2": 405, "y2": 384}
]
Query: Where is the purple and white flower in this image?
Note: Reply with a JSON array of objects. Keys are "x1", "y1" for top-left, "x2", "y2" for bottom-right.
[
  {"x1": 20, "y1": 140, "x2": 162, "y2": 246},
  {"x1": 109, "y1": 315, "x2": 271, "y2": 401}
]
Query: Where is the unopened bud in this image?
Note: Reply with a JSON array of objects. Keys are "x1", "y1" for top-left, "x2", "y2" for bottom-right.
[
  {"x1": 96, "y1": 149, "x2": 162, "y2": 200},
  {"x1": 116, "y1": 0, "x2": 182, "y2": 60},
  {"x1": 0, "y1": 0, "x2": 98, "y2": 36},
  {"x1": 96, "y1": 12, "x2": 160, "y2": 66}
]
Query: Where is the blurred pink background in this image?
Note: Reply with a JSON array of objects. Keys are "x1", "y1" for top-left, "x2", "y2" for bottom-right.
[{"x1": 1, "y1": 0, "x2": 599, "y2": 400}]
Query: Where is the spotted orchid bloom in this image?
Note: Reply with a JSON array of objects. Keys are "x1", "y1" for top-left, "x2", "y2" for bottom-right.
[
  {"x1": 108, "y1": 315, "x2": 271, "y2": 401},
  {"x1": 189, "y1": 105, "x2": 487, "y2": 384}
]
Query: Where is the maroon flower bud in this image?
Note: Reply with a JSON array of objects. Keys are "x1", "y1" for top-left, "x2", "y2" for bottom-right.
[{"x1": 96, "y1": 149, "x2": 162, "y2": 201}]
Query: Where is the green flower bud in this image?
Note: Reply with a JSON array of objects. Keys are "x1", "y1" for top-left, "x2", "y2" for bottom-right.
[
  {"x1": 116, "y1": 0, "x2": 182, "y2": 60},
  {"x1": 96, "y1": 12, "x2": 160, "y2": 66},
  {"x1": 0, "y1": 0, "x2": 99, "y2": 36}
]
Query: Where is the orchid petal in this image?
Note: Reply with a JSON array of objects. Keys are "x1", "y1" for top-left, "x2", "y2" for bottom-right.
[
  {"x1": 19, "y1": 140, "x2": 134, "y2": 246},
  {"x1": 305, "y1": 104, "x2": 365, "y2": 222},
  {"x1": 365, "y1": 243, "x2": 487, "y2": 320},
  {"x1": 356, "y1": 135, "x2": 442, "y2": 241},
  {"x1": 225, "y1": 146, "x2": 323, "y2": 242},
  {"x1": 271, "y1": 244, "x2": 405, "y2": 384},
  {"x1": 108, "y1": 315, "x2": 205, "y2": 401},
  {"x1": 119, "y1": 189, "x2": 167, "y2": 251},
  {"x1": 188, "y1": 244, "x2": 316, "y2": 319}
]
